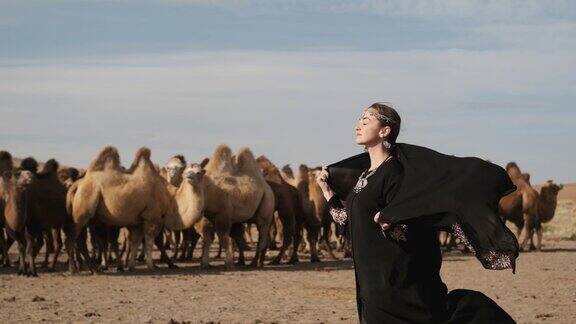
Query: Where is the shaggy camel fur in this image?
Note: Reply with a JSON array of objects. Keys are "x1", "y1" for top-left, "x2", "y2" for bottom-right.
[
  {"x1": 66, "y1": 146, "x2": 172, "y2": 272},
  {"x1": 203, "y1": 144, "x2": 275, "y2": 267},
  {"x1": 498, "y1": 162, "x2": 540, "y2": 251}
]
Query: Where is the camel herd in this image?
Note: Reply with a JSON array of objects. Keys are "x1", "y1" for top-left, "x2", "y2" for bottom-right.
[{"x1": 0, "y1": 146, "x2": 565, "y2": 277}]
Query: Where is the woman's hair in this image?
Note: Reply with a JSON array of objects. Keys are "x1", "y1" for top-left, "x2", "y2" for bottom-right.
[{"x1": 367, "y1": 102, "x2": 401, "y2": 145}]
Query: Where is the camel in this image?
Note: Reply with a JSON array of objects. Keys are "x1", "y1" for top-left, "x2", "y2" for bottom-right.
[
  {"x1": 202, "y1": 144, "x2": 275, "y2": 267},
  {"x1": 498, "y1": 162, "x2": 540, "y2": 251},
  {"x1": 257, "y1": 155, "x2": 315, "y2": 264},
  {"x1": 531, "y1": 180, "x2": 563, "y2": 249},
  {"x1": 0, "y1": 168, "x2": 35, "y2": 275},
  {"x1": 0, "y1": 151, "x2": 15, "y2": 266},
  {"x1": 66, "y1": 146, "x2": 173, "y2": 272},
  {"x1": 294, "y1": 165, "x2": 322, "y2": 262},
  {"x1": 20, "y1": 158, "x2": 71, "y2": 275},
  {"x1": 161, "y1": 155, "x2": 201, "y2": 261}
]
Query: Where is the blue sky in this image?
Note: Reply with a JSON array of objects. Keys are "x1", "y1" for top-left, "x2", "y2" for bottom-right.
[{"x1": 1, "y1": 0, "x2": 575, "y2": 184}]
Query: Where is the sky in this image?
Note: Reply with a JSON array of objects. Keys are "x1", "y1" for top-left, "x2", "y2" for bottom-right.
[{"x1": 0, "y1": 0, "x2": 575, "y2": 184}]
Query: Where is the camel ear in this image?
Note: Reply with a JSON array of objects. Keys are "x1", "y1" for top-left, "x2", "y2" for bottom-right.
[{"x1": 200, "y1": 158, "x2": 209, "y2": 169}]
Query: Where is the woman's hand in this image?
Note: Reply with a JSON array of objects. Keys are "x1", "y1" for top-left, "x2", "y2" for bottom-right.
[
  {"x1": 374, "y1": 211, "x2": 390, "y2": 232},
  {"x1": 316, "y1": 166, "x2": 335, "y2": 201}
]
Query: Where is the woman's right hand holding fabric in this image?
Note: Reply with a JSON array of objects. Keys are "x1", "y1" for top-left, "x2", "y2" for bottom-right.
[{"x1": 316, "y1": 166, "x2": 335, "y2": 201}]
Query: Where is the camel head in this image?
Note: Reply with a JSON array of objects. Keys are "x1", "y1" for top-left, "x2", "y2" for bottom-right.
[
  {"x1": 0, "y1": 151, "x2": 13, "y2": 173},
  {"x1": 57, "y1": 167, "x2": 80, "y2": 189},
  {"x1": 182, "y1": 163, "x2": 206, "y2": 187},
  {"x1": 164, "y1": 155, "x2": 187, "y2": 186},
  {"x1": 20, "y1": 157, "x2": 39, "y2": 174},
  {"x1": 0, "y1": 169, "x2": 34, "y2": 198},
  {"x1": 542, "y1": 180, "x2": 563, "y2": 197},
  {"x1": 256, "y1": 155, "x2": 283, "y2": 181}
]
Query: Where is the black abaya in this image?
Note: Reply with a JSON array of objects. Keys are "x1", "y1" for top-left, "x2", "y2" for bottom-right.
[{"x1": 326, "y1": 143, "x2": 517, "y2": 323}]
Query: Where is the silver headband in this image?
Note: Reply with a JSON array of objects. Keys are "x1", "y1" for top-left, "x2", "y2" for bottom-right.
[{"x1": 366, "y1": 110, "x2": 397, "y2": 124}]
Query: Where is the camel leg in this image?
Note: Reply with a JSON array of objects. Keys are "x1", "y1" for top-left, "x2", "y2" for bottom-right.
[
  {"x1": 127, "y1": 227, "x2": 144, "y2": 271},
  {"x1": 185, "y1": 229, "x2": 200, "y2": 261},
  {"x1": 215, "y1": 222, "x2": 234, "y2": 270},
  {"x1": 321, "y1": 218, "x2": 338, "y2": 260},
  {"x1": 49, "y1": 228, "x2": 62, "y2": 271},
  {"x1": 42, "y1": 230, "x2": 54, "y2": 268},
  {"x1": 200, "y1": 223, "x2": 214, "y2": 269},
  {"x1": 0, "y1": 229, "x2": 11, "y2": 267},
  {"x1": 154, "y1": 230, "x2": 178, "y2": 269},
  {"x1": 518, "y1": 211, "x2": 535, "y2": 252},
  {"x1": 252, "y1": 220, "x2": 272, "y2": 268},
  {"x1": 270, "y1": 208, "x2": 295, "y2": 265},
  {"x1": 307, "y1": 225, "x2": 320, "y2": 263},
  {"x1": 24, "y1": 230, "x2": 40, "y2": 277},
  {"x1": 535, "y1": 227, "x2": 543, "y2": 251},
  {"x1": 143, "y1": 222, "x2": 162, "y2": 271},
  {"x1": 229, "y1": 223, "x2": 246, "y2": 266},
  {"x1": 288, "y1": 218, "x2": 304, "y2": 264}
]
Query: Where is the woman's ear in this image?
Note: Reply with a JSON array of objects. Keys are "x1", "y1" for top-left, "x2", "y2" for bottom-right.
[{"x1": 379, "y1": 126, "x2": 391, "y2": 138}]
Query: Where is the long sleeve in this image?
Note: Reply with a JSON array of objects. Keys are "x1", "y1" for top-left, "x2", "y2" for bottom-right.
[
  {"x1": 379, "y1": 171, "x2": 408, "y2": 241},
  {"x1": 327, "y1": 194, "x2": 348, "y2": 226}
]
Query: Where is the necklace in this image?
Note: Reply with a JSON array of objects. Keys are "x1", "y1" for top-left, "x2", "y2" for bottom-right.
[{"x1": 352, "y1": 155, "x2": 393, "y2": 193}]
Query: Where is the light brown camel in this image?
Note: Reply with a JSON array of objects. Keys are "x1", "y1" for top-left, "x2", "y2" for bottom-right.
[
  {"x1": 498, "y1": 162, "x2": 540, "y2": 251},
  {"x1": 257, "y1": 155, "x2": 317, "y2": 264},
  {"x1": 1, "y1": 168, "x2": 35, "y2": 275},
  {"x1": 66, "y1": 146, "x2": 172, "y2": 272},
  {"x1": 161, "y1": 155, "x2": 201, "y2": 261},
  {"x1": 203, "y1": 144, "x2": 275, "y2": 267}
]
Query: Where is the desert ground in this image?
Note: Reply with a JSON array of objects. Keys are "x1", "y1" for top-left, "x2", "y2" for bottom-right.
[{"x1": 1, "y1": 190, "x2": 574, "y2": 324}]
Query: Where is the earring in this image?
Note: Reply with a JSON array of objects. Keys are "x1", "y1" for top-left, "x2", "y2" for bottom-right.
[{"x1": 382, "y1": 140, "x2": 392, "y2": 149}]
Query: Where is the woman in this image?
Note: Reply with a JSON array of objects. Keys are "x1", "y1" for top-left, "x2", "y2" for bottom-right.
[{"x1": 316, "y1": 103, "x2": 517, "y2": 323}]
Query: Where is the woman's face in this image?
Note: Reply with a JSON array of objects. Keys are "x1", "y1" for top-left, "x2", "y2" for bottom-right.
[{"x1": 355, "y1": 108, "x2": 389, "y2": 146}]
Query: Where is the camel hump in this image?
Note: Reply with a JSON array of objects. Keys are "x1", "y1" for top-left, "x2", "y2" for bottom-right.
[
  {"x1": 205, "y1": 144, "x2": 234, "y2": 173},
  {"x1": 234, "y1": 147, "x2": 260, "y2": 175},
  {"x1": 129, "y1": 147, "x2": 153, "y2": 171},
  {"x1": 281, "y1": 164, "x2": 294, "y2": 177},
  {"x1": 20, "y1": 157, "x2": 39, "y2": 173},
  {"x1": 89, "y1": 146, "x2": 120, "y2": 171},
  {"x1": 41, "y1": 159, "x2": 59, "y2": 174}
]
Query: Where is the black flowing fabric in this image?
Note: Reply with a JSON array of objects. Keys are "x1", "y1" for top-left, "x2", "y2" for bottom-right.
[{"x1": 325, "y1": 142, "x2": 518, "y2": 324}]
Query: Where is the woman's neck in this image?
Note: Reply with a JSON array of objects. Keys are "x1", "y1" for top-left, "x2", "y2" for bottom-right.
[{"x1": 366, "y1": 143, "x2": 391, "y2": 171}]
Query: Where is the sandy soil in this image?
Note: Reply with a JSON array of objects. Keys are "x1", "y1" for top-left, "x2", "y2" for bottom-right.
[
  {"x1": 1, "y1": 198, "x2": 574, "y2": 324},
  {"x1": 0, "y1": 239, "x2": 574, "y2": 323}
]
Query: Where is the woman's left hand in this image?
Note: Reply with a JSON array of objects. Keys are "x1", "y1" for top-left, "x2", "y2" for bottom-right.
[{"x1": 374, "y1": 211, "x2": 390, "y2": 231}]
